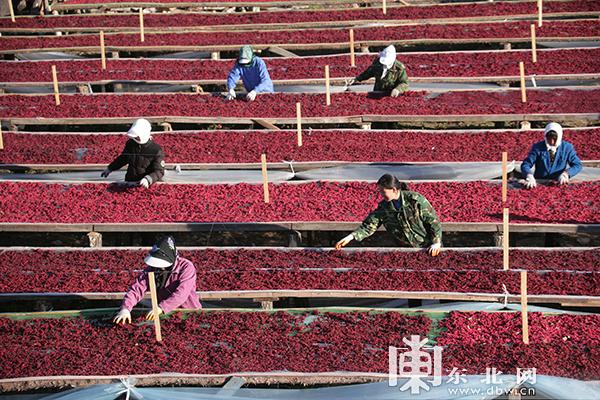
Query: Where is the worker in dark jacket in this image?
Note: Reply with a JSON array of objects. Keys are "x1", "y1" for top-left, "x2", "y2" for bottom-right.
[
  {"x1": 101, "y1": 119, "x2": 165, "y2": 188},
  {"x1": 346, "y1": 45, "x2": 408, "y2": 97},
  {"x1": 335, "y1": 174, "x2": 442, "y2": 256}
]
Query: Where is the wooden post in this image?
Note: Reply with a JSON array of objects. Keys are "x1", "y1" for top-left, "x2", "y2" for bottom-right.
[
  {"x1": 139, "y1": 8, "x2": 145, "y2": 43},
  {"x1": 147, "y1": 272, "x2": 163, "y2": 342},
  {"x1": 382, "y1": 0, "x2": 386, "y2": 15},
  {"x1": 100, "y1": 31, "x2": 106, "y2": 70},
  {"x1": 502, "y1": 152, "x2": 508, "y2": 203},
  {"x1": 0, "y1": 122, "x2": 3, "y2": 150},
  {"x1": 521, "y1": 270, "x2": 529, "y2": 344},
  {"x1": 51, "y1": 65, "x2": 60, "y2": 106},
  {"x1": 296, "y1": 102, "x2": 302, "y2": 147},
  {"x1": 537, "y1": 0, "x2": 543, "y2": 27},
  {"x1": 325, "y1": 65, "x2": 331, "y2": 106},
  {"x1": 503, "y1": 208, "x2": 509, "y2": 271},
  {"x1": 8, "y1": 0, "x2": 15, "y2": 23},
  {"x1": 530, "y1": 24, "x2": 537, "y2": 63},
  {"x1": 261, "y1": 153, "x2": 270, "y2": 203},
  {"x1": 519, "y1": 62, "x2": 526, "y2": 103},
  {"x1": 349, "y1": 29, "x2": 355, "y2": 67}
]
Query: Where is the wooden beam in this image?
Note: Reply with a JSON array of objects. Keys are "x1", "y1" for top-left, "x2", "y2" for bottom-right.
[
  {"x1": 252, "y1": 119, "x2": 280, "y2": 130},
  {"x1": 267, "y1": 46, "x2": 300, "y2": 58}
]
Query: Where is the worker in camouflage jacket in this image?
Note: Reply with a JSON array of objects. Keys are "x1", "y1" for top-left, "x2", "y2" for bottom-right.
[
  {"x1": 346, "y1": 45, "x2": 408, "y2": 97},
  {"x1": 336, "y1": 174, "x2": 442, "y2": 256}
]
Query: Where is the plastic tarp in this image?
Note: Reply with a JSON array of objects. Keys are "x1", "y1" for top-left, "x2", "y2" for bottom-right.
[
  {"x1": 295, "y1": 162, "x2": 515, "y2": 182},
  {"x1": 14, "y1": 52, "x2": 86, "y2": 61},
  {"x1": 34, "y1": 375, "x2": 600, "y2": 400},
  {"x1": 0, "y1": 170, "x2": 295, "y2": 184},
  {"x1": 515, "y1": 165, "x2": 600, "y2": 182}
]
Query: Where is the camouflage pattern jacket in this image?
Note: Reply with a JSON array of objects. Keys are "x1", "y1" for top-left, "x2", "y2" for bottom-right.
[
  {"x1": 351, "y1": 191, "x2": 442, "y2": 248},
  {"x1": 355, "y1": 59, "x2": 409, "y2": 93}
]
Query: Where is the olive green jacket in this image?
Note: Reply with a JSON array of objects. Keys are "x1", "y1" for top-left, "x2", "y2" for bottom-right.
[
  {"x1": 355, "y1": 59, "x2": 409, "y2": 93},
  {"x1": 352, "y1": 191, "x2": 442, "y2": 248}
]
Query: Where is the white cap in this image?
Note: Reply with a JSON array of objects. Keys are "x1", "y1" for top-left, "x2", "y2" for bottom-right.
[
  {"x1": 144, "y1": 254, "x2": 172, "y2": 269},
  {"x1": 127, "y1": 119, "x2": 152, "y2": 144},
  {"x1": 379, "y1": 45, "x2": 397, "y2": 68}
]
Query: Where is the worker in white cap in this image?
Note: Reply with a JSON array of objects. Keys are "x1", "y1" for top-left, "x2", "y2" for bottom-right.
[
  {"x1": 101, "y1": 118, "x2": 165, "y2": 188},
  {"x1": 521, "y1": 122, "x2": 583, "y2": 189},
  {"x1": 114, "y1": 236, "x2": 202, "y2": 324},
  {"x1": 226, "y1": 45, "x2": 274, "y2": 101},
  {"x1": 346, "y1": 45, "x2": 408, "y2": 97}
]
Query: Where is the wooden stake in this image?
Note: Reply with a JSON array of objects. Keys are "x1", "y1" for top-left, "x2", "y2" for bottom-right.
[
  {"x1": 325, "y1": 65, "x2": 331, "y2": 106},
  {"x1": 502, "y1": 152, "x2": 508, "y2": 203},
  {"x1": 382, "y1": 0, "x2": 386, "y2": 15},
  {"x1": 261, "y1": 153, "x2": 270, "y2": 203},
  {"x1": 51, "y1": 65, "x2": 60, "y2": 106},
  {"x1": 296, "y1": 102, "x2": 302, "y2": 147},
  {"x1": 147, "y1": 271, "x2": 163, "y2": 342},
  {"x1": 0, "y1": 122, "x2": 3, "y2": 150},
  {"x1": 100, "y1": 31, "x2": 106, "y2": 70},
  {"x1": 519, "y1": 62, "x2": 526, "y2": 103},
  {"x1": 503, "y1": 208, "x2": 509, "y2": 271},
  {"x1": 537, "y1": 0, "x2": 543, "y2": 27},
  {"x1": 530, "y1": 24, "x2": 537, "y2": 63},
  {"x1": 349, "y1": 29, "x2": 355, "y2": 67},
  {"x1": 521, "y1": 270, "x2": 529, "y2": 345},
  {"x1": 139, "y1": 8, "x2": 145, "y2": 43},
  {"x1": 8, "y1": 0, "x2": 15, "y2": 23}
]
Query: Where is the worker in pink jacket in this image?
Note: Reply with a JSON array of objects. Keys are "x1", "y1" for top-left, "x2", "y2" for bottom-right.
[{"x1": 113, "y1": 236, "x2": 201, "y2": 324}]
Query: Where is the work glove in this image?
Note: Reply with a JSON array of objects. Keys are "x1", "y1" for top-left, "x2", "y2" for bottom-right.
[
  {"x1": 146, "y1": 307, "x2": 163, "y2": 321},
  {"x1": 558, "y1": 172, "x2": 570, "y2": 185},
  {"x1": 343, "y1": 78, "x2": 355, "y2": 91},
  {"x1": 113, "y1": 308, "x2": 131, "y2": 325},
  {"x1": 226, "y1": 88, "x2": 236, "y2": 101},
  {"x1": 335, "y1": 233, "x2": 354, "y2": 250},
  {"x1": 101, "y1": 169, "x2": 111, "y2": 178},
  {"x1": 391, "y1": 89, "x2": 401, "y2": 98},
  {"x1": 246, "y1": 90, "x2": 257, "y2": 101},
  {"x1": 524, "y1": 174, "x2": 537, "y2": 189},
  {"x1": 428, "y1": 242, "x2": 441, "y2": 257},
  {"x1": 139, "y1": 177, "x2": 150, "y2": 189}
]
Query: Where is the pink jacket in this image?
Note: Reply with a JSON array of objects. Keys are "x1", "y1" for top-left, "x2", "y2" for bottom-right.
[{"x1": 121, "y1": 256, "x2": 202, "y2": 313}]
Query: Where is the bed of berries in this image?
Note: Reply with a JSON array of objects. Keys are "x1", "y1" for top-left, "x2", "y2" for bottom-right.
[
  {"x1": 2, "y1": 49, "x2": 599, "y2": 83},
  {"x1": 0, "y1": 248, "x2": 598, "y2": 296},
  {"x1": 1, "y1": 181, "x2": 598, "y2": 224},
  {"x1": 2, "y1": 20, "x2": 599, "y2": 52},
  {"x1": 3, "y1": 1, "x2": 598, "y2": 30},
  {"x1": 437, "y1": 312, "x2": 600, "y2": 380},
  {"x1": 1, "y1": 128, "x2": 598, "y2": 165},
  {"x1": 2, "y1": 90, "x2": 599, "y2": 120},
  {"x1": 0, "y1": 310, "x2": 598, "y2": 380}
]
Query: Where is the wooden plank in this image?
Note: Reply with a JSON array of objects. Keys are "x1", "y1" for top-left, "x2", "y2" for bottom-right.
[
  {"x1": 3, "y1": 11, "x2": 599, "y2": 35},
  {"x1": 0, "y1": 222, "x2": 597, "y2": 234},
  {"x1": 267, "y1": 46, "x2": 299, "y2": 58},
  {"x1": 2, "y1": 73, "x2": 599, "y2": 88},
  {"x1": 147, "y1": 271, "x2": 162, "y2": 341},
  {"x1": 1, "y1": 36, "x2": 598, "y2": 55},
  {"x1": 252, "y1": 119, "x2": 280, "y2": 130}
]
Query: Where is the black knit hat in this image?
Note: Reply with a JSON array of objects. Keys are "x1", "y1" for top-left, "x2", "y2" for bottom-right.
[{"x1": 144, "y1": 236, "x2": 177, "y2": 269}]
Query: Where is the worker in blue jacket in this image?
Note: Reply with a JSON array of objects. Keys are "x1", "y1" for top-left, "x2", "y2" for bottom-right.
[
  {"x1": 521, "y1": 122, "x2": 583, "y2": 189},
  {"x1": 226, "y1": 45, "x2": 274, "y2": 101}
]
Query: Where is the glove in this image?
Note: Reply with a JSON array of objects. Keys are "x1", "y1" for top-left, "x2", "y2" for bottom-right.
[
  {"x1": 246, "y1": 90, "x2": 257, "y2": 101},
  {"x1": 139, "y1": 177, "x2": 150, "y2": 189},
  {"x1": 391, "y1": 89, "x2": 401, "y2": 97},
  {"x1": 226, "y1": 88, "x2": 236, "y2": 101},
  {"x1": 428, "y1": 242, "x2": 441, "y2": 257},
  {"x1": 113, "y1": 308, "x2": 131, "y2": 325},
  {"x1": 558, "y1": 172, "x2": 570, "y2": 185},
  {"x1": 524, "y1": 174, "x2": 537, "y2": 189},
  {"x1": 335, "y1": 234, "x2": 354, "y2": 250},
  {"x1": 101, "y1": 169, "x2": 111, "y2": 178},
  {"x1": 146, "y1": 307, "x2": 163, "y2": 321}
]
